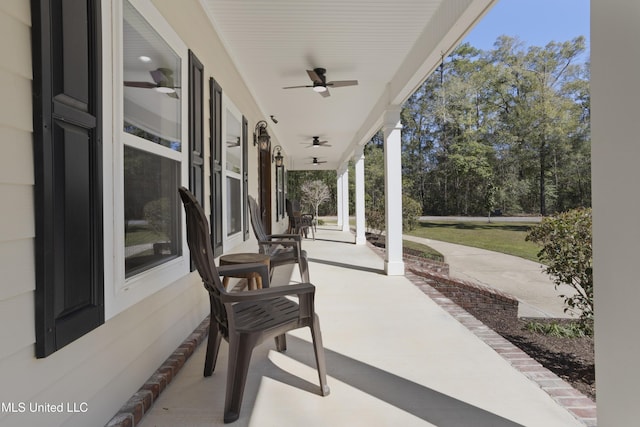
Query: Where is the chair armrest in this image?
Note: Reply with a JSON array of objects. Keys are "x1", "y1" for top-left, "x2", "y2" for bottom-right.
[
  {"x1": 268, "y1": 233, "x2": 302, "y2": 242},
  {"x1": 258, "y1": 239, "x2": 302, "y2": 249},
  {"x1": 220, "y1": 283, "x2": 315, "y2": 303},
  {"x1": 218, "y1": 263, "x2": 270, "y2": 288}
]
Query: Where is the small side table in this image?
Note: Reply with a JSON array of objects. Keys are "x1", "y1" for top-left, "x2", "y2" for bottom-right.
[{"x1": 219, "y1": 253, "x2": 270, "y2": 290}]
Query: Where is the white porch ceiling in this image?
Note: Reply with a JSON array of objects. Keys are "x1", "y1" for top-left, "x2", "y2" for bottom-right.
[{"x1": 201, "y1": 0, "x2": 496, "y2": 170}]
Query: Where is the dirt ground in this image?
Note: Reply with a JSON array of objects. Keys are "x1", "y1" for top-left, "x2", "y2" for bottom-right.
[{"x1": 469, "y1": 310, "x2": 595, "y2": 401}]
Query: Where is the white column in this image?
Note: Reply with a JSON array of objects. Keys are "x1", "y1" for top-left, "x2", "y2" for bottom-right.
[
  {"x1": 354, "y1": 146, "x2": 366, "y2": 245},
  {"x1": 340, "y1": 166, "x2": 350, "y2": 232},
  {"x1": 383, "y1": 107, "x2": 404, "y2": 275},
  {"x1": 336, "y1": 171, "x2": 343, "y2": 227},
  {"x1": 592, "y1": 1, "x2": 639, "y2": 425}
]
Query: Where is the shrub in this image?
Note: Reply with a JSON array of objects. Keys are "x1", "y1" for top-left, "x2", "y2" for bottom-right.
[
  {"x1": 143, "y1": 197, "x2": 171, "y2": 237},
  {"x1": 366, "y1": 208, "x2": 385, "y2": 240},
  {"x1": 403, "y1": 195, "x2": 422, "y2": 231},
  {"x1": 525, "y1": 320, "x2": 593, "y2": 338},
  {"x1": 526, "y1": 207, "x2": 593, "y2": 321}
]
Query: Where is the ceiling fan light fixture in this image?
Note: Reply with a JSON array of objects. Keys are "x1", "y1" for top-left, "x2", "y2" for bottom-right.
[
  {"x1": 155, "y1": 86, "x2": 175, "y2": 94},
  {"x1": 313, "y1": 85, "x2": 327, "y2": 93}
]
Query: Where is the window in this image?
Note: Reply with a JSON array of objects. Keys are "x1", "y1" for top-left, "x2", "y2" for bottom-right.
[
  {"x1": 104, "y1": 0, "x2": 189, "y2": 317},
  {"x1": 223, "y1": 99, "x2": 244, "y2": 245},
  {"x1": 123, "y1": 146, "x2": 181, "y2": 276},
  {"x1": 122, "y1": 0, "x2": 183, "y2": 278}
]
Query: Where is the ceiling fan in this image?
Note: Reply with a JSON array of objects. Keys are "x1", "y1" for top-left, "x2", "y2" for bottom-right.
[
  {"x1": 124, "y1": 68, "x2": 180, "y2": 98},
  {"x1": 310, "y1": 157, "x2": 328, "y2": 166},
  {"x1": 303, "y1": 136, "x2": 332, "y2": 148},
  {"x1": 283, "y1": 68, "x2": 358, "y2": 97}
]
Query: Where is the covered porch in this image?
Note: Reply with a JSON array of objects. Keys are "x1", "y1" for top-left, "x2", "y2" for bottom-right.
[{"x1": 132, "y1": 226, "x2": 592, "y2": 426}]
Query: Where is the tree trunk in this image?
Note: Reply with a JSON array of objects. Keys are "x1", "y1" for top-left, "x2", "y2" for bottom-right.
[{"x1": 539, "y1": 147, "x2": 546, "y2": 216}]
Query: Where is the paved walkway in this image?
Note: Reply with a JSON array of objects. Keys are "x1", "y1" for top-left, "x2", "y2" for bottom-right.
[{"x1": 402, "y1": 235, "x2": 576, "y2": 318}]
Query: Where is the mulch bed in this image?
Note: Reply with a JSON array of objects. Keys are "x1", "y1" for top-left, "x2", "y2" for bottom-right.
[{"x1": 467, "y1": 309, "x2": 596, "y2": 401}]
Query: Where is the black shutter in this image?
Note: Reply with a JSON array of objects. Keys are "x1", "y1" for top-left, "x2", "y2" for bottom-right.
[
  {"x1": 31, "y1": 0, "x2": 104, "y2": 357},
  {"x1": 189, "y1": 51, "x2": 204, "y2": 271},
  {"x1": 242, "y1": 116, "x2": 250, "y2": 240},
  {"x1": 188, "y1": 51, "x2": 204, "y2": 207},
  {"x1": 209, "y1": 78, "x2": 223, "y2": 256}
]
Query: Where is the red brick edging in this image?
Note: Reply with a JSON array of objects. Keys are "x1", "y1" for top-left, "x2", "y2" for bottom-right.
[{"x1": 105, "y1": 318, "x2": 210, "y2": 427}]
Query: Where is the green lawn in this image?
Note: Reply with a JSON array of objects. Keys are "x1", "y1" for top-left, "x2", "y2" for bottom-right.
[
  {"x1": 406, "y1": 220, "x2": 542, "y2": 262},
  {"x1": 402, "y1": 239, "x2": 445, "y2": 262},
  {"x1": 320, "y1": 216, "x2": 541, "y2": 262}
]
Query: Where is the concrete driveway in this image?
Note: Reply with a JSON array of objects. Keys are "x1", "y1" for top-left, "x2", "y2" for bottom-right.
[{"x1": 403, "y1": 235, "x2": 576, "y2": 318}]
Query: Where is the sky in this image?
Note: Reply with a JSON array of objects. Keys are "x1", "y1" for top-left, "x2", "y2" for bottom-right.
[{"x1": 462, "y1": 0, "x2": 590, "y2": 57}]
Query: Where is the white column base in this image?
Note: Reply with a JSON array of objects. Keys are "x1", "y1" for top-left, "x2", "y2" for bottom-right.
[{"x1": 384, "y1": 260, "x2": 405, "y2": 276}]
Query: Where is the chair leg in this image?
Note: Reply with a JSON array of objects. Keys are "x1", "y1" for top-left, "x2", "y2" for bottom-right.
[
  {"x1": 204, "y1": 316, "x2": 222, "y2": 377},
  {"x1": 224, "y1": 333, "x2": 258, "y2": 423},
  {"x1": 310, "y1": 314, "x2": 330, "y2": 396},
  {"x1": 274, "y1": 333, "x2": 287, "y2": 352}
]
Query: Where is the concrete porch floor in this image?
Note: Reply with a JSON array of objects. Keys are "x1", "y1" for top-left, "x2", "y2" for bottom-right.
[{"x1": 137, "y1": 226, "x2": 591, "y2": 427}]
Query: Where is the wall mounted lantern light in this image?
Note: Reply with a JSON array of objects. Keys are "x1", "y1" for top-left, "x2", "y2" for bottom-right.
[
  {"x1": 272, "y1": 145, "x2": 284, "y2": 166},
  {"x1": 253, "y1": 120, "x2": 271, "y2": 151}
]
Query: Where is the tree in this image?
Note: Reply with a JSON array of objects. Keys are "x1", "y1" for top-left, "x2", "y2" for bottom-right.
[
  {"x1": 288, "y1": 170, "x2": 337, "y2": 215},
  {"x1": 484, "y1": 182, "x2": 497, "y2": 222},
  {"x1": 490, "y1": 36, "x2": 588, "y2": 215},
  {"x1": 399, "y1": 36, "x2": 590, "y2": 216},
  {"x1": 364, "y1": 143, "x2": 386, "y2": 234},
  {"x1": 300, "y1": 180, "x2": 331, "y2": 221}
]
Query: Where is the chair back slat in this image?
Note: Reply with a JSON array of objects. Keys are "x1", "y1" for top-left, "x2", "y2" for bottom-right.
[
  {"x1": 179, "y1": 187, "x2": 229, "y2": 333},
  {"x1": 248, "y1": 195, "x2": 269, "y2": 252}
]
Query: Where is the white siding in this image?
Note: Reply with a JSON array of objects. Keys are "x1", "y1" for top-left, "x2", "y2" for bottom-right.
[
  {"x1": 0, "y1": 1, "x2": 265, "y2": 426},
  {"x1": 0, "y1": 0, "x2": 37, "y2": 383}
]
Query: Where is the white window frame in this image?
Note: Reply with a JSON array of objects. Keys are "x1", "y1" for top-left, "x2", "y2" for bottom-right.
[
  {"x1": 222, "y1": 95, "x2": 244, "y2": 250},
  {"x1": 103, "y1": 0, "x2": 190, "y2": 319}
]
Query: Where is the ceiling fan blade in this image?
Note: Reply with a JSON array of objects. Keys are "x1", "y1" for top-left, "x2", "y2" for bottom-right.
[
  {"x1": 319, "y1": 88, "x2": 330, "y2": 98},
  {"x1": 327, "y1": 80, "x2": 359, "y2": 88},
  {"x1": 307, "y1": 138, "x2": 331, "y2": 147},
  {"x1": 311, "y1": 157, "x2": 328, "y2": 165},
  {"x1": 124, "y1": 81, "x2": 157, "y2": 88},
  {"x1": 307, "y1": 69, "x2": 323, "y2": 84},
  {"x1": 283, "y1": 85, "x2": 313, "y2": 89},
  {"x1": 150, "y1": 68, "x2": 175, "y2": 84}
]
